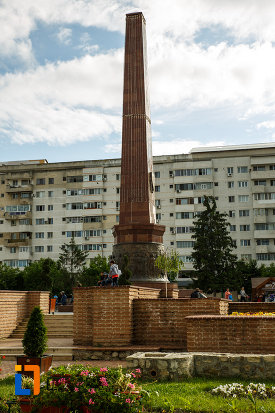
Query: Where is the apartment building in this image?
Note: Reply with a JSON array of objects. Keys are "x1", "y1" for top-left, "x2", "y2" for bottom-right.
[{"x1": 0, "y1": 142, "x2": 275, "y2": 274}]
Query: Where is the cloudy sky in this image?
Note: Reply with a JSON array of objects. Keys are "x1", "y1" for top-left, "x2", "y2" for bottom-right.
[{"x1": 1, "y1": 0, "x2": 275, "y2": 163}]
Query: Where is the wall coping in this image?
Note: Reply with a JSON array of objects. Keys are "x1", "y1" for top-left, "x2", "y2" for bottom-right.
[
  {"x1": 0, "y1": 290, "x2": 50, "y2": 293},
  {"x1": 186, "y1": 314, "x2": 275, "y2": 319},
  {"x1": 73, "y1": 285, "x2": 161, "y2": 291}
]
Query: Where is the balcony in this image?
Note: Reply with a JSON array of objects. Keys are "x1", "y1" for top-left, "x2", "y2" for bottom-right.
[
  {"x1": 4, "y1": 211, "x2": 32, "y2": 220},
  {"x1": 4, "y1": 238, "x2": 31, "y2": 247},
  {"x1": 6, "y1": 184, "x2": 33, "y2": 193}
]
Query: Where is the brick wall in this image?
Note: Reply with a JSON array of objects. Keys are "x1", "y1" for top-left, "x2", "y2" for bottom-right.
[
  {"x1": 229, "y1": 302, "x2": 275, "y2": 314},
  {"x1": 0, "y1": 290, "x2": 50, "y2": 339},
  {"x1": 73, "y1": 286, "x2": 161, "y2": 346},
  {"x1": 186, "y1": 315, "x2": 275, "y2": 354},
  {"x1": 133, "y1": 298, "x2": 228, "y2": 349}
]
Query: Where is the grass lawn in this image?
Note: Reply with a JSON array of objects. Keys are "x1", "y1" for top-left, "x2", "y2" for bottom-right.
[
  {"x1": 0, "y1": 373, "x2": 275, "y2": 412},
  {"x1": 142, "y1": 377, "x2": 275, "y2": 413}
]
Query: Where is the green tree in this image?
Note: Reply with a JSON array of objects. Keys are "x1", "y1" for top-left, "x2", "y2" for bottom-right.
[
  {"x1": 23, "y1": 306, "x2": 47, "y2": 357},
  {"x1": 155, "y1": 249, "x2": 184, "y2": 282},
  {"x1": 235, "y1": 259, "x2": 263, "y2": 295},
  {"x1": 0, "y1": 264, "x2": 24, "y2": 290},
  {"x1": 118, "y1": 255, "x2": 132, "y2": 285},
  {"x1": 58, "y1": 237, "x2": 88, "y2": 287},
  {"x1": 78, "y1": 254, "x2": 109, "y2": 286},
  {"x1": 23, "y1": 258, "x2": 55, "y2": 291},
  {"x1": 191, "y1": 196, "x2": 238, "y2": 293}
]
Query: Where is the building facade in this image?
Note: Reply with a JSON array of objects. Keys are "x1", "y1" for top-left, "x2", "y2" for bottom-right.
[{"x1": 0, "y1": 143, "x2": 275, "y2": 274}]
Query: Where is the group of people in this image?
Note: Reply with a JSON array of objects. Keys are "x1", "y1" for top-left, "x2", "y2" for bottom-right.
[
  {"x1": 98, "y1": 260, "x2": 120, "y2": 287},
  {"x1": 225, "y1": 287, "x2": 249, "y2": 301}
]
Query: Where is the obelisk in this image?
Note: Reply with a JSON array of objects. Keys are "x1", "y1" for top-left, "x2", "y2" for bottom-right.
[{"x1": 112, "y1": 12, "x2": 167, "y2": 282}]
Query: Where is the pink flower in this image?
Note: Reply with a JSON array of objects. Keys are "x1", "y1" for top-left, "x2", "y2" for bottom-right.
[
  {"x1": 74, "y1": 387, "x2": 79, "y2": 392},
  {"x1": 128, "y1": 383, "x2": 135, "y2": 389},
  {"x1": 125, "y1": 398, "x2": 131, "y2": 403},
  {"x1": 80, "y1": 370, "x2": 89, "y2": 376},
  {"x1": 88, "y1": 388, "x2": 96, "y2": 394},
  {"x1": 100, "y1": 368, "x2": 108, "y2": 372},
  {"x1": 135, "y1": 368, "x2": 141, "y2": 373},
  {"x1": 89, "y1": 399, "x2": 95, "y2": 405},
  {"x1": 99, "y1": 377, "x2": 108, "y2": 387},
  {"x1": 131, "y1": 373, "x2": 136, "y2": 378}
]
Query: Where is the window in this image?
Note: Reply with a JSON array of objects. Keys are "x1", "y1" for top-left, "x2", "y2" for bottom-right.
[
  {"x1": 176, "y1": 241, "x2": 195, "y2": 248},
  {"x1": 12, "y1": 193, "x2": 18, "y2": 199},
  {"x1": 48, "y1": 178, "x2": 54, "y2": 184},
  {"x1": 48, "y1": 191, "x2": 54, "y2": 197},
  {"x1": 19, "y1": 219, "x2": 30, "y2": 225},
  {"x1": 254, "y1": 208, "x2": 268, "y2": 216},
  {"x1": 36, "y1": 218, "x2": 45, "y2": 225},
  {"x1": 83, "y1": 202, "x2": 102, "y2": 209},
  {"x1": 176, "y1": 226, "x2": 194, "y2": 234},
  {"x1": 255, "y1": 223, "x2": 275, "y2": 230},
  {"x1": 35, "y1": 232, "x2": 44, "y2": 239},
  {"x1": 194, "y1": 182, "x2": 213, "y2": 190},
  {"x1": 47, "y1": 232, "x2": 53, "y2": 238},
  {"x1": 176, "y1": 197, "x2": 194, "y2": 205},
  {"x1": 239, "y1": 195, "x2": 249, "y2": 203},
  {"x1": 271, "y1": 180, "x2": 275, "y2": 186},
  {"x1": 176, "y1": 212, "x2": 194, "y2": 219},
  {"x1": 254, "y1": 193, "x2": 275, "y2": 200},
  {"x1": 11, "y1": 220, "x2": 16, "y2": 226},
  {"x1": 83, "y1": 174, "x2": 106, "y2": 182},
  {"x1": 0, "y1": 220, "x2": 3, "y2": 224},
  {"x1": 238, "y1": 181, "x2": 248, "y2": 188},
  {"x1": 155, "y1": 185, "x2": 160, "y2": 192},
  {"x1": 227, "y1": 167, "x2": 234, "y2": 174},
  {"x1": 254, "y1": 180, "x2": 266, "y2": 186},
  {"x1": 21, "y1": 192, "x2": 31, "y2": 198},
  {"x1": 116, "y1": 215, "x2": 119, "y2": 223},
  {"x1": 256, "y1": 253, "x2": 275, "y2": 261},
  {"x1": 170, "y1": 213, "x2": 173, "y2": 217},
  {"x1": 10, "y1": 247, "x2": 16, "y2": 253},
  {"x1": 116, "y1": 201, "x2": 120, "y2": 211},
  {"x1": 47, "y1": 245, "x2": 53, "y2": 252},
  {"x1": 21, "y1": 179, "x2": 30, "y2": 186},
  {"x1": 19, "y1": 246, "x2": 29, "y2": 252},
  {"x1": 116, "y1": 174, "x2": 120, "y2": 180},
  {"x1": 155, "y1": 171, "x2": 160, "y2": 178},
  {"x1": 214, "y1": 168, "x2": 218, "y2": 172},
  {"x1": 238, "y1": 166, "x2": 248, "y2": 173},
  {"x1": 175, "y1": 183, "x2": 194, "y2": 191},
  {"x1": 256, "y1": 239, "x2": 269, "y2": 245},
  {"x1": 66, "y1": 203, "x2": 83, "y2": 210},
  {"x1": 48, "y1": 218, "x2": 53, "y2": 224},
  {"x1": 36, "y1": 178, "x2": 45, "y2": 185},
  {"x1": 156, "y1": 213, "x2": 161, "y2": 221},
  {"x1": 228, "y1": 182, "x2": 234, "y2": 188},
  {"x1": 116, "y1": 188, "x2": 120, "y2": 194},
  {"x1": 270, "y1": 165, "x2": 275, "y2": 170},
  {"x1": 155, "y1": 199, "x2": 161, "y2": 208},
  {"x1": 36, "y1": 191, "x2": 45, "y2": 198},
  {"x1": 229, "y1": 196, "x2": 235, "y2": 203},
  {"x1": 67, "y1": 176, "x2": 83, "y2": 183},
  {"x1": 35, "y1": 246, "x2": 44, "y2": 252},
  {"x1": 48, "y1": 205, "x2": 53, "y2": 211},
  {"x1": 239, "y1": 210, "x2": 250, "y2": 217},
  {"x1": 240, "y1": 239, "x2": 251, "y2": 246},
  {"x1": 253, "y1": 165, "x2": 265, "y2": 171},
  {"x1": 179, "y1": 256, "x2": 194, "y2": 263},
  {"x1": 230, "y1": 225, "x2": 236, "y2": 231},
  {"x1": 240, "y1": 225, "x2": 250, "y2": 231},
  {"x1": 229, "y1": 210, "x2": 235, "y2": 217},
  {"x1": 36, "y1": 205, "x2": 45, "y2": 211},
  {"x1": 175, "y1": 169, "x2": 195, "y2": 176}
]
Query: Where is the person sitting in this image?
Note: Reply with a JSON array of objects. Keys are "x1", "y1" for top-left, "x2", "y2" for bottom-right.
[
  {"x1": 225, "y1": 288, "x2": 231, "y2": 300},
  {"x1": 190, "y1": 288, "x2": 206, "y2": 298},
  {"x1": 60, "y1": 291, "x2": 67, "y2": 305}
]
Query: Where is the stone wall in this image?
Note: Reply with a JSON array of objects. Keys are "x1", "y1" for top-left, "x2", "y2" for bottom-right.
[
  {"x1": 186, "y1": 315, "x2": 275, "y2": 354},
  {"x1": 133, "y1": 298, "x2": 228, "y2": 349},
  {"x1": 127, "y1": 352, "x2": 275, "y2": 380},
  {"x1": 73, "y1": 286, "x2": 161, "y2": 346},
  {"x1": 229, "y1": 302, "x2": 275, "y2": 313},
  {"x1": 0, "y1": 290, "x2": 50, "y2": 339}
]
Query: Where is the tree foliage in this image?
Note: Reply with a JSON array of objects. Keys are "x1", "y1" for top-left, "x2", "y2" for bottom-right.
[
  {"x1": 155, "y1": 249, "x2": 184, "y2": 282},
  {"x1": 0, "y1": 264, "x2": 24, "y2": 290},
  {"x1": 191, "y1": 196, "x2": 238, "y2": 292},
  {"x1": 23, "y1": 258, "x2": 54, "y2": 291},
  {"x1": 23, "y1": 306, "x2": 47, "y2": 357},
  {"x1": 118, "y1": 255, "x2": 132, "y2": 285},
  {"x1": 79, "y1": 254, "x2": 109, "y2": 287},
  {"x1": 58, "y1": 237, "x2": 88, "y2": 287}
]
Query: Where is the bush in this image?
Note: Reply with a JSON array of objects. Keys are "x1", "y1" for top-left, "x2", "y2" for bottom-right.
[{"x1": 22, "y1": 306, "x2": 47, "y2": 357}]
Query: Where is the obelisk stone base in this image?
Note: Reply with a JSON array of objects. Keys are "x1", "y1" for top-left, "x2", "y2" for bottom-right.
[{"x1": 113, "y1": 242, "x2": 168, "y2": 283}]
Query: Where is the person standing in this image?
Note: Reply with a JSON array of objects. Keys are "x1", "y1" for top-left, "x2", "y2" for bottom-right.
[
  {"x1": 240, "y1": 287, "x2": 248, "y2": 302},
  {"x1": 109, "y1": 260, "x2": 119, "y2": 287},
  {"x1": 225, "y1": 288, "x2": 231, "y2": 300}
]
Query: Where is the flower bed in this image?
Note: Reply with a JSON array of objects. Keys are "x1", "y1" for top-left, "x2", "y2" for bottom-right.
[
  {"x1": 211, "y1": 382, "x2": 275, "y2": 399},
  {"x1": 230, "y1": 312, "x2": 275, "y2": 316},
  {"x1": 30, "y1": 365, "x2": 143, "y2": 412}
]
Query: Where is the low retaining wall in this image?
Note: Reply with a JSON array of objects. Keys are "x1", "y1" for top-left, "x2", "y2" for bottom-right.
[
  {"x1": 0, "y1": 290, "x2": 50, "y2": 339},
  {"x1": 229, "y1": 302, "x2": 275, "y2": 313},
  {"x1": 186, "y1": 315, "x2": 275, "y2": 354},
  {"x1": 133, "y1": 298, "x2": 228, "y2": 349},
  {"x1": 127, "y1": 352, "x2": 275, "y2": 380}
]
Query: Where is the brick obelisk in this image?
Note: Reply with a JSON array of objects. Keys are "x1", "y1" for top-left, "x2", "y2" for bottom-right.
[{"x1": 112, "y1": 12, "x2": 167, "y2": 283}]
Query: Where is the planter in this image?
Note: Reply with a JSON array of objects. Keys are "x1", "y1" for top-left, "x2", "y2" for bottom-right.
[
  {"x1": 17, "y1": 355, "x2": 53, "y2": 378},
  {"x1": 18, "y1": 397, "x2": 32, "y2": 413}
]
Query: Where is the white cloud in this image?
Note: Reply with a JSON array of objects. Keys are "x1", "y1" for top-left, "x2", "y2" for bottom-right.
[
  {"x1": 152, "y1": 139, "x2": 225, "y2": 156},
  {"x1": 257, "y1": 121, "x2": 275, "y2": 130},
  {"x1": 57, "y1": 28, "x2": 72, "y2": 45}
]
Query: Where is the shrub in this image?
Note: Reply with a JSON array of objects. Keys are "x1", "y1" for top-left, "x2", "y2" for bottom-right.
[{"x1": 22, "y1": 306, "x2": 47, "y2": 357}]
